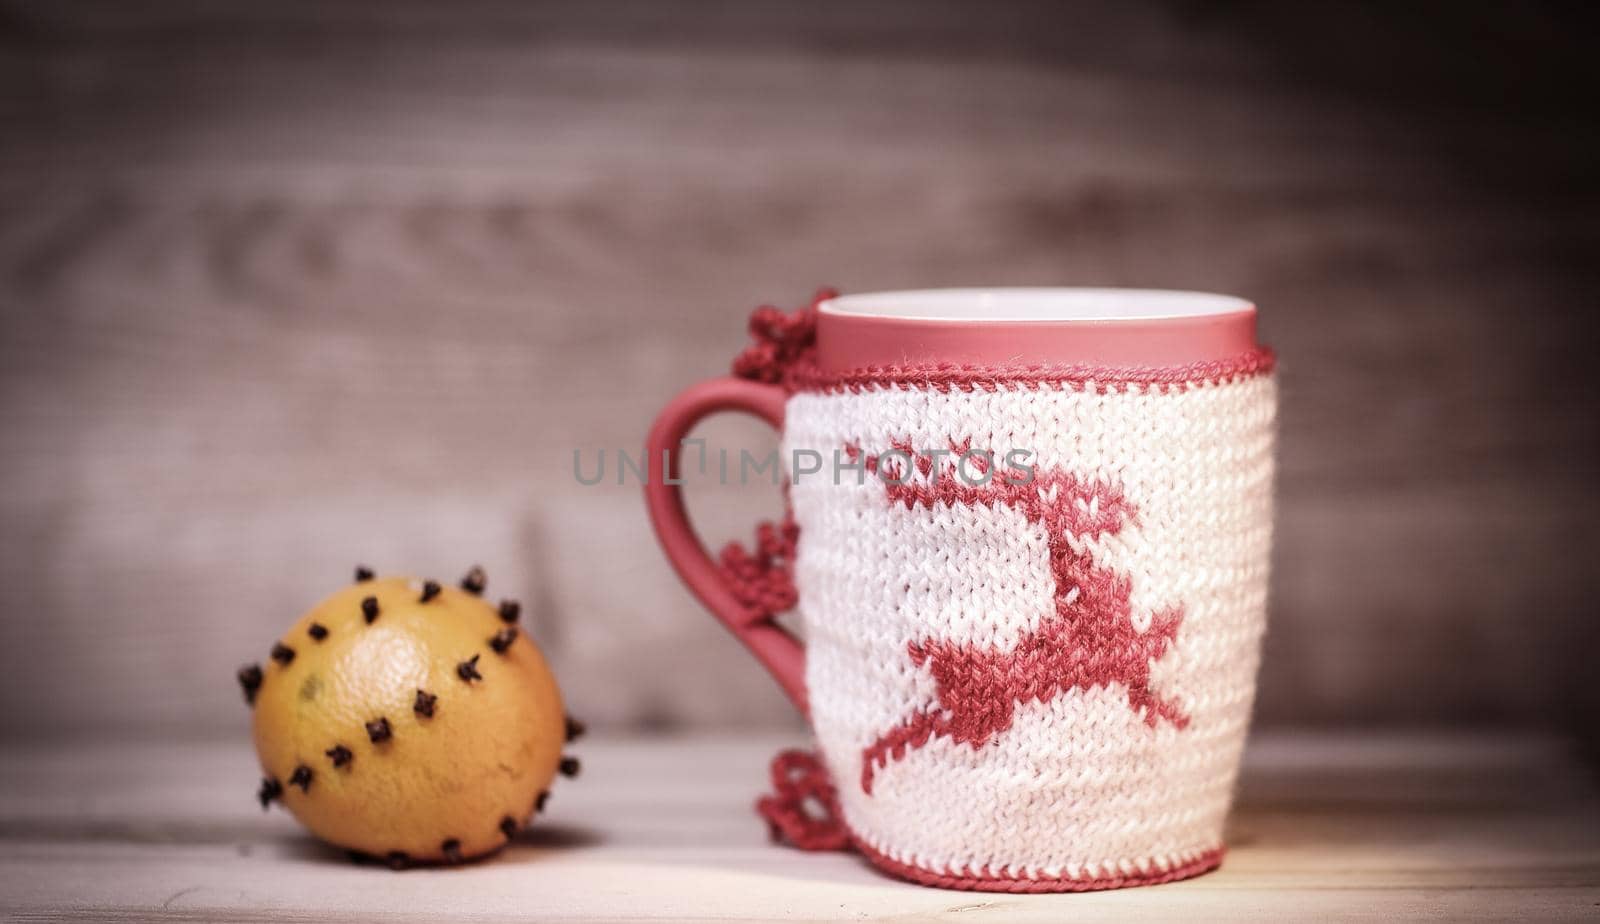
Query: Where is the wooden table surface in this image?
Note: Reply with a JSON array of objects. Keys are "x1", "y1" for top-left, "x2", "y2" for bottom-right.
[{"x1": 1, "y1": 731, "x2": 1596, "y2": 921}]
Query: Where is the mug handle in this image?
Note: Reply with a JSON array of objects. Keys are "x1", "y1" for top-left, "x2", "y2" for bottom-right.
[{"x1": 644, "y1": 377, "x2": 807, "y2": 716}]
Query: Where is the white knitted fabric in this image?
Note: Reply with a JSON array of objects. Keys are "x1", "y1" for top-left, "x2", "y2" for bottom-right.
[{"x1": 781, "y1": 371, "x2": 1276, "y2": 885}]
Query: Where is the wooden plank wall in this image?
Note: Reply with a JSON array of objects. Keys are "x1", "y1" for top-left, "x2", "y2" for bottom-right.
[{"x1": 1, "y1": 1, "x2": 1596, "y2": 740}]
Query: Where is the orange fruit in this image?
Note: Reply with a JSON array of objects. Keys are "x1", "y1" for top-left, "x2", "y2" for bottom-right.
[{"x1": 239, "y1": 567, "x2": 578, "y2": 867}]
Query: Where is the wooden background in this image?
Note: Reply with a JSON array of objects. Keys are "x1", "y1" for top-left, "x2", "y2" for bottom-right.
[{"x1": 1, "y1": 0, "x2": 1596, "y2": 743}]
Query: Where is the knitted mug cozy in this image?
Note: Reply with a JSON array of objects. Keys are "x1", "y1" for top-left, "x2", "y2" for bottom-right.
[{"x1": 673, "y1": 292, "x2": 1277, "y2": 892}]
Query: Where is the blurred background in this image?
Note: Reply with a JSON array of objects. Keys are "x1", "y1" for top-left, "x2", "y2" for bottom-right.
[{"x1": 1, "y1": 0, "x2": 1596, "y2": 748}]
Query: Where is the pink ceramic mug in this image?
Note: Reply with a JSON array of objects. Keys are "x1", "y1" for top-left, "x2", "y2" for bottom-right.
[{"x1": 645, "y1": 288, "x2": 1276, "y2": 891}]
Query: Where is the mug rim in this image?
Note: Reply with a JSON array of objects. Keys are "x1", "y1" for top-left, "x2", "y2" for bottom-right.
[
  {"x1": 818, "y1": 287, "x2": 1255, "y2": 324},
  {"x1": 812, "y1": 287, "x2": 1261, "y2": 372}
]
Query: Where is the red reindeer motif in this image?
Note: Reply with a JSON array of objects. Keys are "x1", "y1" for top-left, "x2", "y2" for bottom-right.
[{"x1": 851, "y1": 441, "x2": 1189, "y2": 795}]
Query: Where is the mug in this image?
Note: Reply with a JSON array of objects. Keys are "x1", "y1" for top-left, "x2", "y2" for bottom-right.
[{"x1": 645, "y1": 288, "x2": 1276, "y2": 892}]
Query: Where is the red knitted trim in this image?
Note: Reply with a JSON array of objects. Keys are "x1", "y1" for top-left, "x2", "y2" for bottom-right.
[
  {"x1": 756, "y1": 749, "x2": 850, "y2": 852},
  {"x1": 730, "y1": 289, "x2": 835, "y2": 384},
  {"x1": 850, "y1": 837, "x2": 1225, "y2": 893},
  {"x1": 755, "y1": 749, "x2": 1225, "y2": 892},
  {"x1": 716, "y1": 510, "x2": 799, "y2": 627},
  {"x1": 786, "y1": 347, "x2": 1276, "y2": 395}
]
